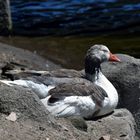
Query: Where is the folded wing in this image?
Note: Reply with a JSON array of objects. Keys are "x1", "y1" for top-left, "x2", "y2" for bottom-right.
[{"x1": 41, "y1": 83, "x2": 108, "y2": 118}]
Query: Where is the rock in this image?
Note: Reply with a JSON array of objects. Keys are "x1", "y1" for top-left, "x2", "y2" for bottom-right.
[
  {"x1": 0, "y1": 83, "x2": 136, "y2": 140},
  {"x1": 87, "y1": 109, "x2": 135, "y2": 140},
  {"x1": 68, "y1": 116, "x2": 88, "y2": 132},
  {"x1": 5, "y1": 112, "x2": 17, "y2": 122},
  {"x1": 0, "y1": 83, "x2": 87, "y2": 140},
  {"x1": 102, "y1": 54, "x2": 140, "y2": 138},
  {"x1": 99, "y1": 135, "x2": 111, "y2": 140},
  {"x1": 0, "y1": 42, "x2": 60, "y2": 71},
  {"x1": 0, "y1": 0, "x2": 12, "y2": 35}
]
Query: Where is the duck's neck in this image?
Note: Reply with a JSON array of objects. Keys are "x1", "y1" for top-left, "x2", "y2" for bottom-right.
[
  {"x1": 86, "y1": 68, "x2": 118, "y2": 108},
  {"x1": 84, "y1": 54, "x2": 101, "y2": 82},
  {"x1": 85, "y1": 68, "x2": 101, "y2": 82}
]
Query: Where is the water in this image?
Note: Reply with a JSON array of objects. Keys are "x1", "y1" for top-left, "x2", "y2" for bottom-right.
[
  {"x1": 0, "y1": 35, "x2": 139, "y2": 69},
  {"x1": 10, "y1": 0, "x2": 140, "y2": 36},
  {"x1": 0, "y1": 0, "x2": 140, "y2": 69}
]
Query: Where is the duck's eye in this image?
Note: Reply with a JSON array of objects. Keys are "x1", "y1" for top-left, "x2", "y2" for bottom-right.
[{"x1": 102, "y1": 50, "x2": 108, "y2": 53}]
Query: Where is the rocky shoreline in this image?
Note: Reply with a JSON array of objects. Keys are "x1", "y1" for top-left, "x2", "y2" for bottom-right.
[{"x1": 0, "y1": 42, "x2": 139, "y2": 140}]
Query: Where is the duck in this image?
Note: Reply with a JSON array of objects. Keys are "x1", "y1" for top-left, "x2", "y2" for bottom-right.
[
  {"x1": 41, "y1": 45, "x2": 120, "y2": 118},
  {"x1": 0, "y1": 44, "x2": 120, "y2": 119}
]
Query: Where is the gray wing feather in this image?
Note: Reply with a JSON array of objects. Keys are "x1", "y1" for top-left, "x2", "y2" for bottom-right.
[{"x1": 48, "y1": 83, "x2": 108, "y2": 107}]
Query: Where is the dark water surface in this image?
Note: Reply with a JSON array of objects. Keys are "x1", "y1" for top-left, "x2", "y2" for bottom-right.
[
  {"x1": 0, "y1": 35, "x2": 139, "y2": 69},
  {"x1": 10, "y1": 0, "x2": 140, "y2": 35},
  {"x1": 1, "y1": 0, "x2": 140, "y2": 68}
]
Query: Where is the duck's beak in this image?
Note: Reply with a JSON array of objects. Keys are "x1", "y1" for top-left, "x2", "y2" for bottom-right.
[{"x1": 109, "y1": 53, "x2": 121, "y2": 62}]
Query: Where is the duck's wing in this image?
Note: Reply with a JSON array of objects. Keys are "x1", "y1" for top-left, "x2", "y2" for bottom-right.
[
  {"x1": 41, "y1": 83, "x2": 108, "y2": 118},
  {"x1": 48, "y1": 83, "x2": 108, "y2": 105}
]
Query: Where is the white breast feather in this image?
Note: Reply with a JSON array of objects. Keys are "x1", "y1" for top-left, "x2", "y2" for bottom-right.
[{"x1": 95, "y1": 72, "x2": 118, "y2": 116}]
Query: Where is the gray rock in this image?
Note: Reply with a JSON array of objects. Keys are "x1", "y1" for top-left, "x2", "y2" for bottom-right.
[
  {"x1": 0, "y1": 42, "x2": 60, "y2": 70},
  {"x1": 87, "y1": 109, "x2": 135, "y2": 140},
  {"x1": 0, "y1": 83, "x2": 87, "y2": 140},
  {"x1": 0, "y1": 83, "x2": 136, "y2": 140},
  {"x1": 102, "y1": 54, "x2": 140, "y2": 138},
  {"x1": 0, "y1": 0, "x2": 12, "y2": 35}
]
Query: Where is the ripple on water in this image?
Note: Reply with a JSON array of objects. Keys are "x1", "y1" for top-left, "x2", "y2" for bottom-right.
[{"x1": 10, "y1": 0, "x2": 140, "y2": 36}]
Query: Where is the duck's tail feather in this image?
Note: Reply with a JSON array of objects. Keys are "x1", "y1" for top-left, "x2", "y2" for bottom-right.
[
  {"x1": 0, "y1": 79, "x2": 26, "y2": 86},
  {"x1": 0, "y1": 79, "x2": 55, "y2": 99}
]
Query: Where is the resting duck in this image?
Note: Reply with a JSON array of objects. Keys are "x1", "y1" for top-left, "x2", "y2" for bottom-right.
[
  {"x1": 0, "y1": 44, "x2": 120, "y2": 119},
  {"x1": 41, "y1": 45, "x2": 120, "y2": 118}
]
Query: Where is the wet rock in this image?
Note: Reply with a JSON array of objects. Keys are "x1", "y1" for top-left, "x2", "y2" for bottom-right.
[{"x1": 0, "y1": 0, "x2": 12, "y2": 35}]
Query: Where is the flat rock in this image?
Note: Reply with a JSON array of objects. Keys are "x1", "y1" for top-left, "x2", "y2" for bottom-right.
[{"x1": 0, "y1": 83, "x2": 136, "y2": 140}]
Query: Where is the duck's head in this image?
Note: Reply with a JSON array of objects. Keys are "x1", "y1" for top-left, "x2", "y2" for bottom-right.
[{"x1": 85, "y1": 44, "x2": 120, "y2": 75}]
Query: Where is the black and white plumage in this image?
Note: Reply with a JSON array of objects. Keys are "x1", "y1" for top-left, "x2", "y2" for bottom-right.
[
  {"x1": 42, "y1": 83, "x2": 108, "y2": 118},
  {"x1": 0, "y1": 44, "x2": 120, "y2": 118},
  {"x1": 41, "y1": 70, "x2": 119, "y2": 118}
]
